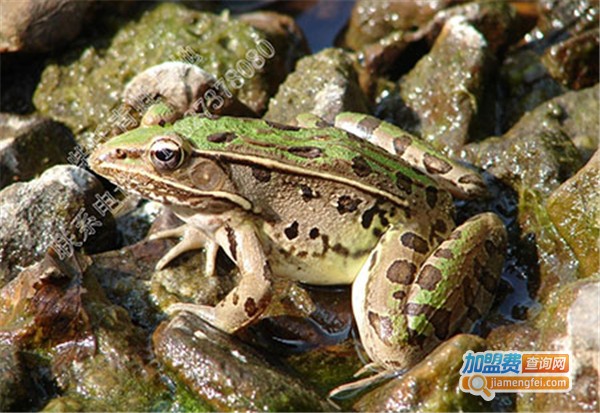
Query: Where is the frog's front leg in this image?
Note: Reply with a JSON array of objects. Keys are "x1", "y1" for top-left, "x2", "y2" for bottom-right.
[
  {"x1": 352, "y1": 212, "x2": 506, "y2": 373},
  {"x1": 150, "y1": 224, "x2": 219, "y2": 277},
  {"x1": 169, "y1": 222, "x2": 273, "y2": 333}
]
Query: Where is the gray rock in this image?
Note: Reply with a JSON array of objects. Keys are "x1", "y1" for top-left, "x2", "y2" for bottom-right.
[
  {"x1": 0, "y1": 113, "x2": 77, "y2": 189},
  {"x1": 398, "y1": 16, "x2": 491, "y2": 155},
  {"x1": 0, "y1": 343, "x2": 25, "y2": 411},
  {"x1": 0, "y1": 0, "x2": 93, "y2": 53},
  {"x1": 265, "y1": 48, "x2": 370, "y2": 124},
  {"x1": 0, "y1": 165, "x2": 116, "y2": 285}
]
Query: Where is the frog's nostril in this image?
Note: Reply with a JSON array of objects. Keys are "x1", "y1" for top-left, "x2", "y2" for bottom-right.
[{"x1": 114, "y1": 148, "x2": 127, "y2": 159}]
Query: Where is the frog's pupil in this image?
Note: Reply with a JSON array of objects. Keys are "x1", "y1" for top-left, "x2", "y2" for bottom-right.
[{"x1": 156, "y1": 148, "x2": 174, "y2": 162}]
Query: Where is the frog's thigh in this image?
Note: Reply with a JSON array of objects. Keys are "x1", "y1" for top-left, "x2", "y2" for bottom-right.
[
  {"x1": 406, "y1": 212, "x2": 506, "y2": 342},
  {"x1": 353, "y1": 213, "x2": 506, "y2": 370},
  {"x1": 352, "y1": 223, "x2": 433, "y2": 369}
]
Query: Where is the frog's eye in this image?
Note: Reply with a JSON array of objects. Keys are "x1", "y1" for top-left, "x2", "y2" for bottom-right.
[{"x1": 149, "y1": 136, "x2": 186, "y2": 172}]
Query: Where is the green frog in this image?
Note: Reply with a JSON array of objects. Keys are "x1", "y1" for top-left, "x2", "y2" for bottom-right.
[{"x1": 89, "y1": 112, "x2": 506, "y2": 388}]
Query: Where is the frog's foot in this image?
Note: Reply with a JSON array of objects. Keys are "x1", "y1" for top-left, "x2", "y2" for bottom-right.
[
  {"x1": 328, "y1": 369, "x2": 399, "y2": 399},
  {"x1": 167, "y1": 302, "x2": 216, "y2": 325},
  {"x1": 150, "y1": 224, "x2": 219, "y2": 276}
]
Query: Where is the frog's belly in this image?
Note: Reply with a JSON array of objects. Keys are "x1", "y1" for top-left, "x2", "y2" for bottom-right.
[
  {"x1": 268, "y1": 245, "x2": 370, "y2": 285},
  {"x1": 259, "y1": 224, "x2": 377, "y2": 285}
]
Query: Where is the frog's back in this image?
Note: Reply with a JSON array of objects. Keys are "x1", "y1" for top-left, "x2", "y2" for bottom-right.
[{"x1": 174, "y1": 116, "x2": 437, "y2": 206}]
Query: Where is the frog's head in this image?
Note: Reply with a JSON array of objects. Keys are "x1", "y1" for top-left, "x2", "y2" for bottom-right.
[{"x1": 89, "y1": 127, "x2": 252, "y2": 212}]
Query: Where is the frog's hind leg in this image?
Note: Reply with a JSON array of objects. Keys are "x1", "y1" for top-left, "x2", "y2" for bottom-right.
[
  {"x1": 346, "y1": 212, "x2": 506, "y2": 395},
  {"x1": 405, "y1": 212, "x2": 507, "y2": 344},
  {"x1": 334, "y1": 112, "x2": 487, "y2": 199}
]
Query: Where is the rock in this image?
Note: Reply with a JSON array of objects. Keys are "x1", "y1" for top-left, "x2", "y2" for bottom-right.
[
  {"x1": 0, "y1": 253, "x2": 169, "y2": 411},
  {"x1": 343, "y1": 0, "x2": 452, "y2": 51},
  {"x1": 153, "y1": 312, "x2": 335, "y2": 411},
  {"x1": 0, "y1": 343, "x2": 26, "y2": 411},
  {"x1": 33, "y1": 3, "x2": 307, "y2": 147},
  {"x1": 542, "y1": 29, "x2": 599, "y2": 90},
  {"x1": 264, "y1": 48, "x2": 370, "y2": 124},
  {"x1": 123, "y1": 62, "x2": 257, "y2": 125},
  {"x1": 0, "y1": 165, "x2": 116, "y2": 285},
  {"x1": 488, "y1": 279, "x2": 599, "y2": 412},
  {"x1": 397, "y1": 16, "x2": 491, "y2": 155},
  {"x1": 0, "y1": 114, "x2": 77, "y2": 189},
  {"x1": 0, "y1": 0, "x2": 93, "y2": 53},
  {"x1": 546, "y1": 150, "x2": 599, "y2": 278},
  {"x1": 499, "y1": 0, "x2": 598, "y2": 130},
  {"x1": 354, "y1": 334, "x2": 489, "y2": 412},
  {"x1": 464, "y1": 89, "x2": 587, "y2": 197}
]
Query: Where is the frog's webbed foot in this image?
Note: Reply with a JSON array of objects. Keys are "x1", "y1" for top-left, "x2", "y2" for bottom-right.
[
  {"x1": 166, "y1": 303, "x2": 216, "y2": 325},
  {"x1": 150, "y1": 224, "x2": 219, "y2": 276},
  {"x1": 328, "y1": 368, "x2": 400, "y2": 399}
]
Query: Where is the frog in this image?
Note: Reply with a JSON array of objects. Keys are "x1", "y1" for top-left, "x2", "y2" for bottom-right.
[{"x1": 88, "y1": 111, "x2": 506, "y2": 391}]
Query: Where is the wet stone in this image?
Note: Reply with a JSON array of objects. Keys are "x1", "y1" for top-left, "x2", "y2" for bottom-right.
[
  {"x1": 354, "y1": 334, "x2": 489, "y2": 412},
  {"x1": 0, "y1": 165, "x2": 116, "y2": 285},
  {"x1": 153, "y1": 312, "x2": 335, "y2": 412},
  {"x1": 0, "y1": 114, "x2": 77, "y2": 189},
  {"x1": 264, "y1": 48, "x2": 370, "y2": 124},
  {"x1": 398, "y1": 16, "x2": 491, "y2": 155}
]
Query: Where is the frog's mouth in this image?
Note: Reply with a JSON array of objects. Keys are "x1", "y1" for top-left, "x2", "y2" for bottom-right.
[{"x1": 89, "y1": 146, "x2": 253, "y2": 211}]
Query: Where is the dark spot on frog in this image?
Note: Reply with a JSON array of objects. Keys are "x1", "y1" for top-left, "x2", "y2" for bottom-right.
[
  {"x1": 425, "y1": 186, "x2": 438, "y2": 209},
  {"x1": 484, "y1": 239, "x2": 495, "y2": 255},
  {"x1": 284, "y1": 221, "x2": 299, "y2": 240},
  {"x1": 264, "y1": 120, "x2": 301, "y2": 131},
  {"x1": 251, "y1": 166, "x2": 271, "y2": 182},
  {"x1": 372, "y1": 227, "x2": 382, "y2": 238},
  {"x1": 309, "y1": 228, "x2": 320, "y2": 239},
  {"x1": 423, "y1": 153, "x2": 452, "y2": 174},
  {"x1": 400, "y1": 232, "x2": 429, "y2": 254},
  {"x1": 458, "y1": 174, "x2": 484, "y2": 185},
  {"x1": 297, "y1": 251, "x2": 308, "y2": 258},
  {"x1": 337, "y1": 195, "x2": 362, "y2": 214},
  {"x1": 386, "y1": 260, "x2": 417, "y2": 284},
  {"x1": 351, "y1": 156, "x2": 372, "y2": 177},
  {"x1": 368, "y1": 311, "x2": 393, "y2": 344},
  {"x1": 244, "y1": 297, "x2": 257, "y2": 317},
  {"x1": 434, "y1": 248, "x2": 454, "y2": 259},
  {"x1": 417, "y1": 265, "x2": 442, "y2": 291},
  {"x1": 207, "y1": 132, "x2": 237, "y2": 143},
  {"x1": 395, "y1": 172, "x2": 413, "y2": 194},
  {"x1": 356, "y1": 116, "x2": 381, "y2": 136},
  {"x1": 332, "y1": 243, "x2": 349, "y2": 256},
  {"x1": 232, "y1": 293, "x2": 239, "y2": 305},
  {"x1": 225, "y1": 225, "x2": 237, "y2": 260},
  {"x1": 433, "y1": 219, "x2": 447, "y2": 235},
  {"x1": 288, "y1": 146, "x2": 323, "y2": 159},
  {"x1": 393, "y1": 290, "x2": 406, "y2": 301},
  {"x1": 300, "y1": 184, "x2": 319, "y2": 201},
  {"x1": 393, "y1": 135, "x2": 412, "y2": 156},
  {"x1": 361, "y1": 203, "x2": 389, "y2": 229}
]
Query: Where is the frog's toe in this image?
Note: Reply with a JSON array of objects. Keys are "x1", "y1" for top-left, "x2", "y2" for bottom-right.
[
  {"x1": 167, "y1": 303, "x2": 216, "y2": 325},
  {"x1": 328, "y1": 369, "x2": 399, "y2": 399},
  {"x1": 151, "y1": 224, "x2": 218, "y2": 274}
]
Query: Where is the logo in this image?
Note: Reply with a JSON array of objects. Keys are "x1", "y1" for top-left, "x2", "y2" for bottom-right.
[{"x1": 459, "y1": 351, "x2": 571, "y2": 401}]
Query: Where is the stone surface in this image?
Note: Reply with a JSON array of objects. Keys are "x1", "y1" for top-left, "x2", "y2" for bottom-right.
[
  {"x1": 0, "y1": 165, "x2": 116, "y2": 285},
  {"x1": 0, "y1": 114, "x2": 77, "y2": 189},
  {"x1": 264, "y1": 48, "x2": 370, "y2": 124}
]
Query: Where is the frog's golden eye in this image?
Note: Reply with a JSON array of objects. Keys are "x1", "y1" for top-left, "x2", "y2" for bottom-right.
[{"x1": 149, "y1": 136, "x2": 186, "y2": 172}]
